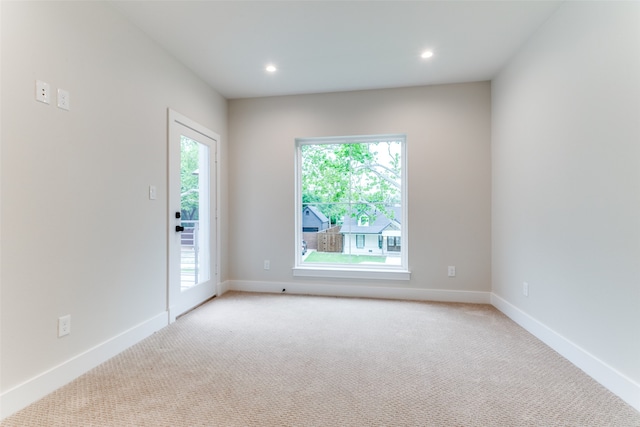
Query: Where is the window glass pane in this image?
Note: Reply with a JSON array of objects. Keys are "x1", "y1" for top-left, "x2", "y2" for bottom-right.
[
  {"x1": 180, "y1": 136, "x2": 210, "y2": 289},
  {"x1": 298, "y1": 137, "x2": 405, "y2": 269}
]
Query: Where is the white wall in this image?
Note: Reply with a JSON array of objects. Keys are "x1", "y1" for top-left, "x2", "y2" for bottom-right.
[
  {"x1": 492, "y1": 0, "x2": 640, "y2": 405},
  {"x1": 228, "y1": 83, "x2": 491, "y2": 299},
  {"x1": 0, "y1": 1, "x2": 227, "y2": 416},
  {"x1": 4, "y1": 0, "x2": 635, "y2": 418}
]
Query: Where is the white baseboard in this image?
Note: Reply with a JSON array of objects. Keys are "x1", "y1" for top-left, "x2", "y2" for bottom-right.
[
  {"x1": 0, "y1": 312, "x2": 168, "y2": 420},
  {"x1": 217, "y1": 280, "x2": 231, "y2": 296},
  {"x1": 227, "y1": 280, "x2": 491, "y2": 304},
  {"x1": 491, "y1": 293, "x2": 640, "y2": 412}
]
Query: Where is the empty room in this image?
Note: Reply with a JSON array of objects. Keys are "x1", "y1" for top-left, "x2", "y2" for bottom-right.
[{"x1": 1, "y1": 1, "x2": 638, "y2": 425}]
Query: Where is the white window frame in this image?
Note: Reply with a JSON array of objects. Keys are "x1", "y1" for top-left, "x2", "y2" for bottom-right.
[{"x1": 293, "y1": 134, "x2": 410, "y2": 281}]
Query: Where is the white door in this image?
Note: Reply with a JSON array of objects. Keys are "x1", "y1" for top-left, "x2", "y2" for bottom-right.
[{"x1": 168, "y1": 110, "x2": 218, "y2": 322}]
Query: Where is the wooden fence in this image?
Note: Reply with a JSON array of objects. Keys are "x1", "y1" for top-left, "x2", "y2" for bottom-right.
[{"x1": 317, "y1": 226, "x2": 343, "y2": 253}]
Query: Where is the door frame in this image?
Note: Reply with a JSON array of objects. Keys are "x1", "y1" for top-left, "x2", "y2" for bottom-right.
[{"x1": 167, "y1": 109, "x2": 220, "y2": 323}]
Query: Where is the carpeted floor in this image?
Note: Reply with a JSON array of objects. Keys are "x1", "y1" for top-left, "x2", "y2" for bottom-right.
[{"x1": 2, "y1": 292, "x2": 639, "y2": 426}]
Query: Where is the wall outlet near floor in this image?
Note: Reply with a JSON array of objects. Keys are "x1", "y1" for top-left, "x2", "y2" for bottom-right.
[
  {"x1": 448, "y1": 266, "x2": 456, "y2": 277},
  {"x1": 264, "y1": 260, "x2": 270, "y2": 270},
  {"x1": 58, "y1": 315, "x2": 71, "y2": 337},
  {"x1": 523, "y1": 282, "x2": 529, "y2": 297}
]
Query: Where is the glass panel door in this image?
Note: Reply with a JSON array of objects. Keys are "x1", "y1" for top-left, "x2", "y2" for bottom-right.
[{"x1": 168, "y1": 110, "x2": 218, "y2": 322}]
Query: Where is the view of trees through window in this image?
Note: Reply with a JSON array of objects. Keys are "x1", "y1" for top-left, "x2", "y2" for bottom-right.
[
  {"x1": 181, "y1": 136, "x2": 200, "y2": 222},
  {"x1": 299, "y1": 136, "x2": 405, "y2": 267}
]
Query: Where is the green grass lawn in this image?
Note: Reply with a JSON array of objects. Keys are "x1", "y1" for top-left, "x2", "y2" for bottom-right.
[{"x1": 304, "y1": 251, "x2": 387, "y2": 264}]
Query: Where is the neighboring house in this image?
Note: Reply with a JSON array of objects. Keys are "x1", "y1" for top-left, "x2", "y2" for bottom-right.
[
  {"x1": 302, "y1": 206, "x2": 330, "y2": 232},
  {"x1": 302, "y1": 206, "x2": 330, "y2": 250},
  {"x1": 340, "y1": 207, "x2": 402, "y2": 255}
]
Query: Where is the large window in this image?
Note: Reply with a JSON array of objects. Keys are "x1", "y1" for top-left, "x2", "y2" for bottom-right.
[{"x1": 294, "y1": 134, "x2": 409, "y2": 280}]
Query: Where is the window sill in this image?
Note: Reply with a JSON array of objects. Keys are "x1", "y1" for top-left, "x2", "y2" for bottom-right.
[{"x1": 292, "y1": 266, "x2": 411, "y2": 281}]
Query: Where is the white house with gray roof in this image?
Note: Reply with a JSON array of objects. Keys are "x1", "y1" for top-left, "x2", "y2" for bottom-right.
[{"x1": 340, "y1": 207, "x2": 402, "y2": 256}]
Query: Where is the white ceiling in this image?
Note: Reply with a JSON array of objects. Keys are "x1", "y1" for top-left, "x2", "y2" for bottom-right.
[{"x1": 110, "y1": 1, "x2": 562, "y2": 99}]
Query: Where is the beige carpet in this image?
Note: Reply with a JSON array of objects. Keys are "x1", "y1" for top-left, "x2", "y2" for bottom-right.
[{"x1": 2, "y1": 292, "x2": 639, "y2": 426}]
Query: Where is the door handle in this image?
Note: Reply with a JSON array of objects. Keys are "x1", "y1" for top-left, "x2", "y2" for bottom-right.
[{"x1": 175, "y1": 212, "x2": 184, "y2": 232}]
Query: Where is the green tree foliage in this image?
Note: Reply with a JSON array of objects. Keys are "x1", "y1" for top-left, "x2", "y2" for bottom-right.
[
  {"x1": 301, "y1": 140, "x2": 401, "y2": 224},
  {"x1": 181, "y1": 136, "x2": 200, "y2": 221}
]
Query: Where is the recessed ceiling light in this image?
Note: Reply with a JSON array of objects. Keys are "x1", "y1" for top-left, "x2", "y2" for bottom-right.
[
  {"x1": 421, "y1": 51, "x2": 434, "y2": 59},
  {"x1": 266, "y1": 64, "x2": 277, "y2": 72}
]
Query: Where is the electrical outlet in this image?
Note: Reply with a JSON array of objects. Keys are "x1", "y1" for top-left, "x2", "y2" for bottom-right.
[
  {"x1": 523, "y1": 282, "x2": 529, "y2": 297},
  {"x1": 264, "y1": 260, "x2": 270, "y2": 270},
  {"x1": 448, "y1": 266, "x2": 456, "y2": 277},
  {"x1": 35, "y1": 80, "x2": 51, "y2": 104},
  {"x1": 58, "y1": 315, "x2": 71, "y2": 337},
  {"x1": 57, "y1": 88, "x2": 70, "y2": 110}
]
